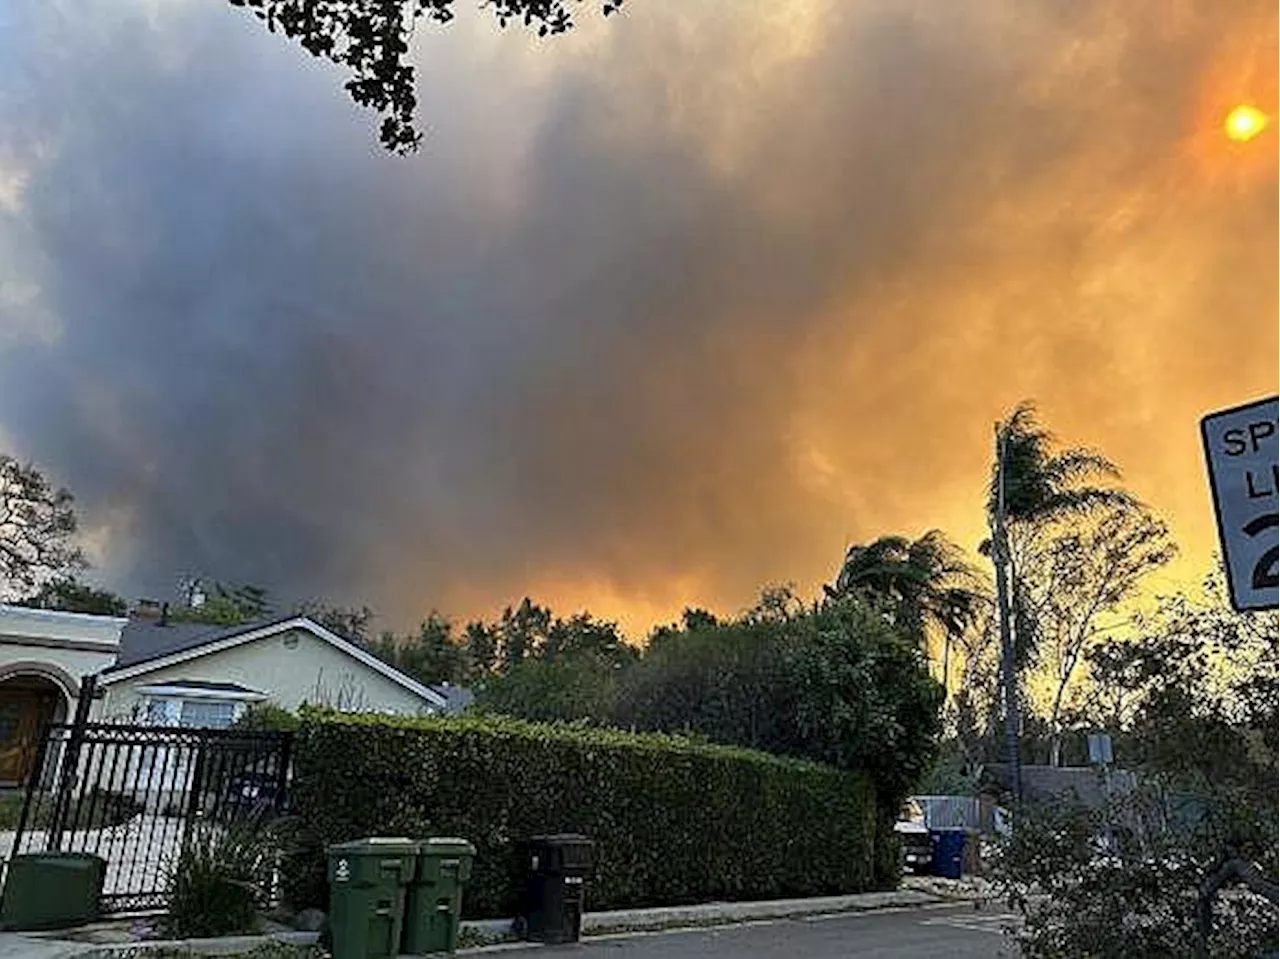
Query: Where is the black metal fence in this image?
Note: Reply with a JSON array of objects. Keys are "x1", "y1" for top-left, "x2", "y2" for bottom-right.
[{"x1": 10, "y1": 720, "x2": 292, "y2": 914}]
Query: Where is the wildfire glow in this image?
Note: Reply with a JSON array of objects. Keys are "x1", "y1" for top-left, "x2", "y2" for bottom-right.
[{"x1": 1224, "y1": 104, "x2": 1269, "y2": 140}]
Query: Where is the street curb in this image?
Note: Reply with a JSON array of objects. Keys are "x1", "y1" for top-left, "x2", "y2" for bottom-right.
[
  {"x1": 455, "y1": 888, "x2": 944, "y2": 951},
  {"x1": 4, "y1": 890, "x2": 949, "y2": 957}
]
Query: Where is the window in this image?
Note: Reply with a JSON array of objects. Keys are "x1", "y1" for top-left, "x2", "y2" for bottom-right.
[
  {"x1": 145, "y1": 698, "x2": 179, "y2": 726},
  {"x1": 178, "y1": 700, "x2": 237, "y2": 729},
  {"x1": 142, "y1": 697, "x2": 239, "y2": 729}
]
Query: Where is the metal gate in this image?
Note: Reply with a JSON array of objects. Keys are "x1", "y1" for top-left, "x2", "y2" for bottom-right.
[{"x1": 9, "y1": 718, "x2": 291, "y2": 914}]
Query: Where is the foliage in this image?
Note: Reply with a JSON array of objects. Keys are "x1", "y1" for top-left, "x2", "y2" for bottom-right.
[
  {"x1": 995, "y1": 573, "x2": 1279, "y2": 957},
  {"x1": 475, "y1": 654, "x2": 620, "y2": 722},
  {"x1": 294, "y1": 600, "x2": 374, "y2": 642},
  {"x1": 285, "y1": 709, "x2": 881, "y2": 918},
  {"x1": 916, "y1": 738, "x2": 984, "y2": 797},
  {"x1": 1019, "y1": 505, "x2": 1176, "y2": 764},
  {"x1": 15, "y1": 576, "x2": 128, "y2": 616},
  {"x1": 368, "y1": 612, "x2": 470, "y2": 686},
  {"x1": 987, "y1": 402, "x2": 1139, "y2": 670},
  {"x1": 987, "y1": 402, "x2": 1137, "y2": 529},
  {"x1": 993, "y1": 789, "x2": 1277, "y2": 959},
  {"x1": 171, "y1": 582, "x2": 273, "y2": 626},
  {"x1": 165, "y1": 815, "x2": 282, "y2": 938},
  {"x1": 472, "y1": 605, "x2": 636, "y2": 719},
  {"x1": 232, "y1": 702, "x2": 302, "y2": 733},
  {"x1": 362, "y1": 600, "x2": 637, "y2": 702},
  {"x1": 0, "y1": 455, "x2": 85, "y2": 601},
  {"x1": 225, "y1": 0, "x2": 625, "y2": 153},
  {"x1": 616, "y1": 593, "x2": 943, "y2": 818},
  {"x1": 825, "y1": 529, "x2": 988, "y2": 660}
]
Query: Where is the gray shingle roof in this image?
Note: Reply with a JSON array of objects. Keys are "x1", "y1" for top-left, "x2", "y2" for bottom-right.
[{"x1": 111, "y1": 615, "x2": 295, "y2": 670}]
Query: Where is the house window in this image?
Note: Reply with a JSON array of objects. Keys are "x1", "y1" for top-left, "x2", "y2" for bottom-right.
[
  {"x1": 178, "y1": 700, "x2": 237, "y2": 729},
  {"x1": 143, "y1": 697, "x2": 239, "y2": 729}
]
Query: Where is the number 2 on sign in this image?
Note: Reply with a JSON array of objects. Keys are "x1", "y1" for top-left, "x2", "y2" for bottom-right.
[{"x1": 1244, "y1": 513, "x2": 1279, "y2": 590}]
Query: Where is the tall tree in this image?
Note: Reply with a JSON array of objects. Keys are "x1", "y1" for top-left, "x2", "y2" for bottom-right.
[
  {"x1": 17, "y1": 577, "x2": 128, "y2": 616},
  {"x1": 826, "y1": 529, "x2": 987, "y2": 691},
  {"x1": 171, "y1": 581, "x2": 273, "y2": 626},
  {"x1": 370, "y1": 612, "x2": 469, "y2": 686},
  {"x1": 0, "y1": 455, "x2": 85, "y2": 600},
  {"x1": 226, "y1": 0, "x2": 625, "y2": 153},
  {"x1": 1020, "y1": 506, "x2": 1176, "y2": 765},
  {"x1": 986, "y1": 402, "x2": 1137, "y2": 797}
]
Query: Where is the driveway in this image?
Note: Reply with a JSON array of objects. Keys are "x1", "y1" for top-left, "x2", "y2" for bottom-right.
[
  {"x1": 1, "y1": 814, "x2": 184, "y2": 899},
  {"x1": 530, "y1": 903, "x2": 1020, "y2": 958}
]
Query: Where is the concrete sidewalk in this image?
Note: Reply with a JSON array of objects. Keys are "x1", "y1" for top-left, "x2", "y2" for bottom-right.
[
  {"x1": 460, "y1": 887, "x2": 947, "y2": 944},
  {"x1": 0, "y1": 886, "x2": 959, "y2": 958}
]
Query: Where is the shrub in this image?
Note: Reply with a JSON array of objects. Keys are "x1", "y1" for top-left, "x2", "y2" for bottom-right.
[
  {"x1": 232, "y1": 702, "x2": 301, "y2": 733},
  {"x1": 615, "y1": 596, "x2": 943, "y2": 818},
  {"x1": 993, "y1": 788, "x2": 1278, "y2": 958},
  {"x1": 285, "y1": 710, "x2": 879, "y2": 918},
  {"x1": 165, "y1": 815, "x2": 282, "y2": 938}
]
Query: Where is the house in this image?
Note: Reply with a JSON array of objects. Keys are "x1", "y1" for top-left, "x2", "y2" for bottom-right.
[
  {"x1": 0, "y1": 604, "x2": 128, "y2": 786},
  {"x1": 99, "y1": 611, "x2": 448, "y2": 724},
  {"x1": 0, "y1": 602, "x2": 455, "y2": 787}
]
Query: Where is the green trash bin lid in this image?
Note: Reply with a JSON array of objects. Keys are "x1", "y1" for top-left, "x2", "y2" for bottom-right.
[
  {"x1": 328, "y1": 837, "x2": 418, "y2": 854},
  {"x1": 416, "y1": 838, "x2": 476, "y2": 856}
]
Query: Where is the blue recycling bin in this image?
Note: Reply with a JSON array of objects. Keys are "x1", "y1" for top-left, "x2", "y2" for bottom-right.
[{"x1": 930, "y1": 828, "x2": 966, "y2": 879}]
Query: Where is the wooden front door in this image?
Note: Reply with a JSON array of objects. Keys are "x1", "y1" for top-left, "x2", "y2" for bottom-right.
[{"x1": 0, "y1": 683, "x2": 59, "y2": 785}]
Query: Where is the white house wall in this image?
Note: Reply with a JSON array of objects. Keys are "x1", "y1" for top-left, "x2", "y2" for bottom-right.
[
  {"x1": 0, "y1": 641, "x2": 118, "y2": 694},
  {"x1": 100, "y1": 627, "x2": 430, "y2": 719},
  {"x1": 0, "y1": 604, "x2": 126, "y2": 723}
]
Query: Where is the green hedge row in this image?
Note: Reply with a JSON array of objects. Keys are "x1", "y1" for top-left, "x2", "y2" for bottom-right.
[{"x1": 285, "y1": 710, "x2": 882, "y2": 918}]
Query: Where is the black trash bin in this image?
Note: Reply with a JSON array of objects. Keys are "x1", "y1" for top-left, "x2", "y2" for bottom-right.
[{"x1": 521, "y1": 834, "x2": 594, "y2": 944}]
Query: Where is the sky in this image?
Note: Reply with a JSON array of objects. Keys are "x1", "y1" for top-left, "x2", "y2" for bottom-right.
[{"x1": 0, "y1": 0, "x2": 1275, "y2": 637}]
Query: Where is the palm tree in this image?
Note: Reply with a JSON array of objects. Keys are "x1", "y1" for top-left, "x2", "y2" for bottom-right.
[
  {"x1": 826, "y1": 529, "x2": 987, "y2": 691},
  {"x1": 986, "y1": 402, "x2": 1137, "y2": 662},
  {"x1": 986, "y1": 401, "x2": 1139, "y2": 798}
]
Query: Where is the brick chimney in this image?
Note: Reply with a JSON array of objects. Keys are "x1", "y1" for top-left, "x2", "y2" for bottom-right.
[{"x1": 133, "y1": 598, "x2": 163, "y2": 621}]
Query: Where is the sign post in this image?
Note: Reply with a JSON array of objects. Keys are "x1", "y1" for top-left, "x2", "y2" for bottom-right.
[{"x1": 1200, "y1": 395, "x2": 1279, "y2": 612}]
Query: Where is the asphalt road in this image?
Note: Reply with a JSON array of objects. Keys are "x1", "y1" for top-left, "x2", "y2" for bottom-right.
[{"x1": 531, "y1": 903, "x2": 1019, "y2": 958}]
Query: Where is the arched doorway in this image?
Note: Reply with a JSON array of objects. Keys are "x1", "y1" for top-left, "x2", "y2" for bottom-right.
[{"x1": 0, "y1": 670, "x2": 71, "y2": 786}]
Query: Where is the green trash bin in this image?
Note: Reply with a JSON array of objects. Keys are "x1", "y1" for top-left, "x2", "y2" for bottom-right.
[
  {"x1": 327, "y1": 838, "x2": 417, "y2": 959},
  {"x1": 402, "y1": 838, "x2": 476, "y2": 956},
  {"x1": 0, "y1": 852, "x2": 106, "y2": 931}
]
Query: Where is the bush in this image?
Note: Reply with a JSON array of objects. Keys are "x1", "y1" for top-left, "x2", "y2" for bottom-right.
[
  {"x1": 232, "y1": 702, "x2": 301, "y2": 733},
  {"x1": 993, "y1": 788, "x2": 1278, "y2": 959},
  {"x1": 615, "y1": 596, "x2": 943, "y2": 818},
  {"x1": 165, "y1": 815, "x2": 282, "y2": 938},
  {"x1": 285, "y1": 710, "x2": 880, "y2": 918}
]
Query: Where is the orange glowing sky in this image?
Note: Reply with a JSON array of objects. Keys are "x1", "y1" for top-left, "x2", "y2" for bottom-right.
[{"x1": 0, "y1": 0, "x2": 1276, "y2": 636}]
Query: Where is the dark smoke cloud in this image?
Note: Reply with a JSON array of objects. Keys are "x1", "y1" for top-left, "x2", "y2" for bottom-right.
[{"x1": 0, "y1": 0, "x2": 1275, "y2": 632}]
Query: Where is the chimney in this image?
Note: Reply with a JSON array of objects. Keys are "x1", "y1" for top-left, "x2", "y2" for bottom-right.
[{"x1": 133, "y1": 599, "x2": 163, "y2": 621}]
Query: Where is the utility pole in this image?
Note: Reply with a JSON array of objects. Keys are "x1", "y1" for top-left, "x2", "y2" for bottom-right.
[{"x1": 992, "y1": 423, "x2": 1022, "y2": 802}]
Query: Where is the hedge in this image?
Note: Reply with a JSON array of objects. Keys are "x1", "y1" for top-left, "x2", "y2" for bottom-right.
[{"x1": 285, "y1": 710, "x2": 881, "y2": 918}]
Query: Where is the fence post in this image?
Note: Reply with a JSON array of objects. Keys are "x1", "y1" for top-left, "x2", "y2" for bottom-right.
[
  {"x1": 180, "y1": 740, "x2": 208, "y2": 851},
  {"x1": 273, "y1": 733, "x2": 292, "y2": 813},
  {"x1": 47, "y1": 673, "x2": 97, "y2": 852},
  {"x1": 11, "y1": 723, "x2": 55, "y2": 860}
]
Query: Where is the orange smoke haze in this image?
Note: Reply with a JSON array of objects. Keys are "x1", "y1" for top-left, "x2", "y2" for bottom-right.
[
  {"x1": 1, "y1": 0, "x2": 1275, "y2": 637},
  {"x1": 392, "y1": 0, "x2": 1279, "y2": 635}
]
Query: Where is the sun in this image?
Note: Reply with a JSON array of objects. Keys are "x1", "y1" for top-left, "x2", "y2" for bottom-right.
[{"x1": 1224, "y1": 104, "x2": 1269, "y2": 141}]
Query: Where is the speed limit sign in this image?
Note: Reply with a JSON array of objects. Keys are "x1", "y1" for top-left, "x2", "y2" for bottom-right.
[{"x1": 1201, "y1": 395, "x2": 1279, "y2": 612}]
